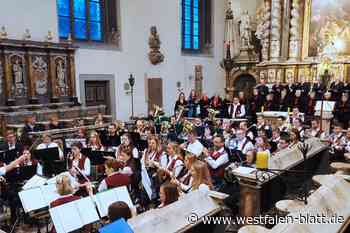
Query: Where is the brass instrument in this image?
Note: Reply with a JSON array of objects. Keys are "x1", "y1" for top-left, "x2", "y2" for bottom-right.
[
  {"x1": 153, "y1": 104, "x2": 163, "y2": 118},
  {"x1": 183, "y1": 120, "x2": 195, "y2": 134},
  {"x1": 207, "y1": 108, "x2": 220, "y2": 121},
  {"x1": 176, "y1": 105, "x2": 188, "y2": 122}
]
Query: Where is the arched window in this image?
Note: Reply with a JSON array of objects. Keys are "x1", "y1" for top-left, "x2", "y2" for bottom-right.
[
  {"x1": 57, "y1": 0, "x2": 118, "y2": 43},
  {"x1": 181, "y1": 0, "x2": 212, "y2": 53}
]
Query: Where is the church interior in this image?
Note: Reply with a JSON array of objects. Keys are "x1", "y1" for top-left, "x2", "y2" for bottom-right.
[{"x1": 0, "y1": 0, "x2": 350, "y2": 232}]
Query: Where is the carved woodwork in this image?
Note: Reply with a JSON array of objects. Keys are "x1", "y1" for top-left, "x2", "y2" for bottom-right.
[{"x1": 0, "y1": 39, "x2": 76, "y2": 106}]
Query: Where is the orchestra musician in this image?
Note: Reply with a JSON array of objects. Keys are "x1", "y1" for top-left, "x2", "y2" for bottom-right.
[
  {"x1": 308, "y1": 119, "x2": 323, "y2": 138},
  {"x1": 328, "y1": 123, "x2": 345, "y2": 162},
  {"x1": 203, "y1": 135, "x2": 229, "y2": 189},
  {"x1": 263, "y1": 92, "x2": 278, "y2": 111},
  {"x1": 199, "y1": 93, "x2": 210, "y2": 119},
  {"x1": 21, "y1": 115, "x2": 43, "y2": 146},
  {"x1": 174, "y1": 92, "x2": 188, "y2": 117},
  {"x1": 158, "y1": 183, "x2": 179, "y2": 208},
  {"x1": 94, "y1": 113, "x2": 104, "y2": 127},
  {"x1": 174, "y1": 160, "x2": 213, "y2": 192},
  {"x1": 162, "y1": 142, "x2": 184, "y2": 179},
  {"x1": 292, "y1": 118, "x2": 305, "y2": 139},
  {"x1": 87, "y1": 131, "x2": 104, "y2": 151},
  {"x1": 48, "y1": 116, "x2": 64, "y2": 130},
  {"x1": 334, "y1": 93, "x2": 350, "y2": 129},
  {"x1": 228, "y1": 96, "x2": 246, "y2": 119},
  {"x1": 187, "y1": 89, "x2": 198, "y2": 118},
  {"x1": 289, "y1": 128, "x2": 301, "y2": 147},
  {"x1": 275, "y1": 134, "x2": 291, "y2": 154},
  {"x1": 98, "y1": 147, "x2": 138, "y2": 192},
  {"x1": 181, "y1": 129, "x2": 204, "y2": 158},
  {"x1": 68, "y1": 142, "x2": 91, "y2": 181},
  {"x1": 256, "y1": 77, "x2": 269, "y2": 98},
  {"x1": 101, "y1": 123, "x2": 122, "y2": 150},
  {"x1": 0, "y1": 130, "x2": 23, "y2": 159}
]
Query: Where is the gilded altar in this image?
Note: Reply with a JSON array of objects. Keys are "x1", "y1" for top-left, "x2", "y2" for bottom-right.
[
  {"x1": 255, "y1": 0, "x2": 350, "y2": 84},
  {"x1": 223, "y1": 0, "x2": 350, "y2": 89},
  {"x1": 0, "y1": 38, "x2": 77, "y2": 106}
]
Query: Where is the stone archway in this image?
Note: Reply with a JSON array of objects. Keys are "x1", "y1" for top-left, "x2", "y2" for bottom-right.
[{"x1": 229, "y1": 70, "x2": 257, "y2": 98}]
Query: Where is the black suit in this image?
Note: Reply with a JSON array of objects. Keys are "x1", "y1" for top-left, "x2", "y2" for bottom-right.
[
  {"x1": 21, "y1": 124, "x2": 44, "y2": 146},
  {"x1": 0, "y1": 142, "x2": 23, "y2": 164}
]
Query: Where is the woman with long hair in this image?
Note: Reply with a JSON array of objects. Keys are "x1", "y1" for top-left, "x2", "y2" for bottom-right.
[
  {"x1": 158, "y1": 183, "x2": 179, "y2": 208},
  {"x1": 187, "y1": 89, "x2": 198, "y2": 118},
  {"x1": 87, "y1": 131, "x2": 104, "y2": 151},
  {"x1": 174, "y1": 92, "x2": 188, "y2": 117},
  {"x1": 189, "y1": 160, "x2": 213, "y2": 191}
]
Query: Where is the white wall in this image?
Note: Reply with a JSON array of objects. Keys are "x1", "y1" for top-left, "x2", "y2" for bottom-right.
[{"x1": 0, "y1": 0, "x2": 234, "y2": 120}]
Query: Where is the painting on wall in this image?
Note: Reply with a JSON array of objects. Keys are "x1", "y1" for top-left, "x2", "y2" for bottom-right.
[{"x1": 308, "y1": 0, "x2": 350, "y2": 57}]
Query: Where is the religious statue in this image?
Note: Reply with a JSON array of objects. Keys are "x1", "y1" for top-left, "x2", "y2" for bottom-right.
[
  {"x1": 56, "y1": 60, "x2": 67, "y2": 96},
  {"x1": 13, "y1": 59, "x2": 25, "y2": 97},
  {"x1": 239, "y1": 11, "x2": 252, "y2": 48},
  {"x1": 224, "y1": 0, "x2": 240, "y2": 57},
  {"x1": 109, "y1": 27, "x2": 120, "y2": 45},
  {"x1": 148, "y1": 26, "x2": 164, "y2": 65},
  {"x1": 33, "y1": 56, "x2": 48, "y2": 95},
  {"x1": 0, "y1": 26, "x2": 8, "y2": 39}
]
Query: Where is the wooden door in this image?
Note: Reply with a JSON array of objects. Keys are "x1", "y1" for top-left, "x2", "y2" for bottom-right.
[
  {"x1": 85, "y1": 81, "x2": 111, "y2": 114},
  {"x1": 147, "y1": 78, "x2": 163, "y2": 113}
]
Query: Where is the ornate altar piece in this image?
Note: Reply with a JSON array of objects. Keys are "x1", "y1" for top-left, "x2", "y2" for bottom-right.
[
  {"x1": 0, "y1": 38, "x2": 78, "y2": 106},
  {"x1": 222, "y1": 0, "x2": 350, "y2": 89},
  {"x1": 254, "y1": 0, "x2": 350, "y2": 85},
  {"x1": 222, "y1": 1, "x2": 259, "y2": 98},
  {"x1": 148, "y1": 26, "x2": 164, "y2": 65}
]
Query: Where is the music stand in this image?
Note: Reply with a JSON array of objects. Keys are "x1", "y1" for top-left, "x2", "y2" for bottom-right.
[
  {"x1": 0, "y1": 150, "x2": 18, "y2": 164},
  {"x1": 86, "y1": 150, "x2": 112, "y2": 165},
  {"x1": 34, "y1": 148, "x2": 64, "y2": 177},
  {"x1": 5, "y1": 165, "x2": 37, "y2": 183}
]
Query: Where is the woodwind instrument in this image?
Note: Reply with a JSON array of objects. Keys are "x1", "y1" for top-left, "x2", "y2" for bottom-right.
[
  {"x1": 153, "y1": 104, "x2": 163, "y2": 118},
  {"x1": 176, "y1": 105, "x2": 188, "y2": 122},
  {"x1": 207, "y1": 108, "x2": 220, "y2": 121}
]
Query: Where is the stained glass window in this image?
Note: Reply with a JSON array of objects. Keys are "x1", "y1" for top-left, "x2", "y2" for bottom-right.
[
  {"x1": 57, "y1": 0, "x2": 103, "y2": 41},
  {"x1": 182, "y1": 0, "x2": 200, "y2": 50}
]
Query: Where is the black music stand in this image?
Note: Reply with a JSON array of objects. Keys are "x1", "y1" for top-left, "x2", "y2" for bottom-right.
[
  {"x1": 5, "y1": 165, "x2": 37, "y2": 184},
  {"x1": 86, "y1": 150, "x2": 113, "y2": 165},
  {"x1": 34, "y1": 148, "x2": 65, "y2": 177},
  {"x1": 0, "y1": 150, "x2": 19, "y2": 165}
]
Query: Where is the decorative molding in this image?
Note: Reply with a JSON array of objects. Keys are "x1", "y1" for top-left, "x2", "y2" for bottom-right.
[{"x1": 32, "y1": 56, "x2": 48, "y2": 95}]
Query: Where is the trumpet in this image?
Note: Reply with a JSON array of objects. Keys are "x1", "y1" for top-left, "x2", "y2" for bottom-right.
[{"x1": 207, "y1": 108, "x2": 220, "y2": 121}]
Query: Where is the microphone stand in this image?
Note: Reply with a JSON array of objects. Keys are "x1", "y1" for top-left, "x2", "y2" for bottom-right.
[{"x1": 73, "y1": 165, "x2": 104, "y2": 227}]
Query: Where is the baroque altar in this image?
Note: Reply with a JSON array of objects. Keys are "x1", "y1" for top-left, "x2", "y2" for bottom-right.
[{"x1": 223, "y1": 0, "x2": 350, "y2": 90}]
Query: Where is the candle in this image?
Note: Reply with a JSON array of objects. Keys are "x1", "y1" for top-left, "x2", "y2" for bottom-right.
[
  {"x1": 261, "y1": 106, "x2": 264, "y2": 112},
  {"x1": 287, "y1": 107, "x2": 290, "y2": 114},
  {"x1": 256, "y1": 152, "x2": 269, "y2": 169}
]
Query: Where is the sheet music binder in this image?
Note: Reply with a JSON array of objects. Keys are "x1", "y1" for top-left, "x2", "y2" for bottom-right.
[
  {"x1": 49, "y1": 187, "x2": 134, "y2": 233},
  {"x1": 5, "y1": 164, "x2": 37, "y2": 183},
  {"x1": 34, "y1": 148, "x2": 65, "y2": 176},
  {"x1": 49, "y1": 196, "x2": 100, "y2": 233},
  {"x1": 99, "y1": 218, "x2": 134, "y2": 233}
]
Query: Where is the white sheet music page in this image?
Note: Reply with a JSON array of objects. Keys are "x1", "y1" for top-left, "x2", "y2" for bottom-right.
[
  {"x1": 233, "y1": 166, "x2": 256, "y2": 175},
  {"x1": 95, "y1": 189, "x2": 118, "y2": 217},
  {"x1": 22, "y1": 175, "x2": 47, "y2": 190},
  {"x1": 76, "y1": 197, "x2": 100, "y2": 225},
  {"x1": 19, "y1": 187, "x2": 47, "y2": 212},
  {"x1": 40, "y1": 184, "x2": 60, "y2": 206},
  {"x1": 114, "y1": 186, "x2": 134, "y2": 208},
  {"x1": 49, "y1": 208, "x2": 65, "y2": 233},
  {"x1": 53, "y1": 202, "x2": 84, "y2": 233}
]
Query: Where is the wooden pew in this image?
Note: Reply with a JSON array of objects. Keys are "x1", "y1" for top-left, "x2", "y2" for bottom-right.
[
  {"x1": 238, "y1": 175, "x2": 350, "y2": 233},
  {"x1": 128, "y1": 190, "x2": 224, "y2": 233},
  {"x1": 228, "y1": 138, "x2": 329, "y2": 217}
]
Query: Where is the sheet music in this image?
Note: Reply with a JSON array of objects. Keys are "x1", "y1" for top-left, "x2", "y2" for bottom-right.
[
  {"x1": 19, "y1": 187, "x2": 47, "y2": 212},
  {"x1": 233, "y1": 166, "x2": 256, "y2": 175},
  {"x1": 22, "y1": 175, "x2": 47, "y2": 190},
  {"x1": 114, "y1": 186, "x2": 134, "y2": 208},
  {"x1": 76, "y1": 197, "x2": 100, "y2": 225},
  {"x1": 52, "y1": 202, "x2": 84, "y2": 233},
  {"x1": 315, "y1": 101, "x2": 335, "y2": 112},
  {"x1": 49, "y1": 208, "x2": 65, "y2": 233},
  {"x1": 41, "y1": 184, "x2": 60, "y2": 206},
  {"x1": 141, "y1": 167, "x2": 152, "y2": 200},
  {"x1": 95, "y1": 189, "x2": 118, "y2": 217}
]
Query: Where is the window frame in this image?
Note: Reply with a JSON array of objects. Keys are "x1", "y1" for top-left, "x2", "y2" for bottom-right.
[{"x1": 58, "y1": 0, "x2": 112, "y2": 43}]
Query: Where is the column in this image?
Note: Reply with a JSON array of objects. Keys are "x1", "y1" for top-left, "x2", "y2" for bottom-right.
[
  {"x1": 26, "y1": 52, "x2": 39, "y2": 104},
  {"x1": 261, "y1": 0, "x2": 271, "y2": 62},
  {"x1": 67, "y1": 50, "x2": 78, "y2": 103},
  {"x1": 48, "y1": 52, "x2": 59, "y2": 103},
  {"x1": 288, "y1": 0, "x2": 302, "y2": 61},
  {"x1": 270, "y1": 0, "x2": 282, "y2": 62},
  {"x1": 3, "y1": 52, "x2": 15, "y2": 106}
]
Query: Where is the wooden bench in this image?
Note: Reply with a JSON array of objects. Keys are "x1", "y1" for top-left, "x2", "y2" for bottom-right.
[{"x1": 238, "y1": 175, "x2": 350, "y2": 233}]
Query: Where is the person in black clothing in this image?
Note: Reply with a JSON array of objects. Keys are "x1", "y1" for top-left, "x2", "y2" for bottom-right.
[
  {"x1": 305, "y1": 91, "x2": 317, "y2": 123},
  {"x1": 330, "y1": 78, "x2": 344, "y2": 101},
  {"x1": 238, "y1": 91, "x2": 247, "y2": 106},
  {"x1": 311, "y1": 79, "x2": 326, "y2": 100},
  {"x1": 174, "y1": 92, "x2": 188, "y2": 117},
  {"x1": 292, "y1": 90, "x2": 306, "y2": 113},
  {"x1": 256, "y1": 77, "x2": 269, "y2": 98},
  {"x1": 187, "y1": 89, "x2": 198, "y2": 118},
  {"x1": 101, "y1": 123, "x2": 121, "y2": 149},
  {"x1": 334, "y1": 93, "x2": 350, "y2": 129},
  {"x1": 21, "y1": 115, "x2": 44, "y2": 146},
  {"x1": 248, "y1": 88, "x2": 264, "y2": 122},
  {"x1": 264, "y1": 92, "x2": 278, "y2": 111},
  {"x1": 278, "y1": 88, "x2": 291, "y2": 111},
  {"x1": 272, "y1": 80, "x2": 284, "y2": 101},
  {"x1": 48, "y1": 116, "x2": 64, "y2": 130},
  {"x1": 199, "y1": 93, "x2": 210, "y2": 119},
  {"x1": 221, "y1": 94, "x2": 231, "y2": 118}
]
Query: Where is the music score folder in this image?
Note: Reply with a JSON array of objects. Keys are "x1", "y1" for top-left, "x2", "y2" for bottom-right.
[{"x1": 49, "y1": 186, "x2": 134, "y2": 233}]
